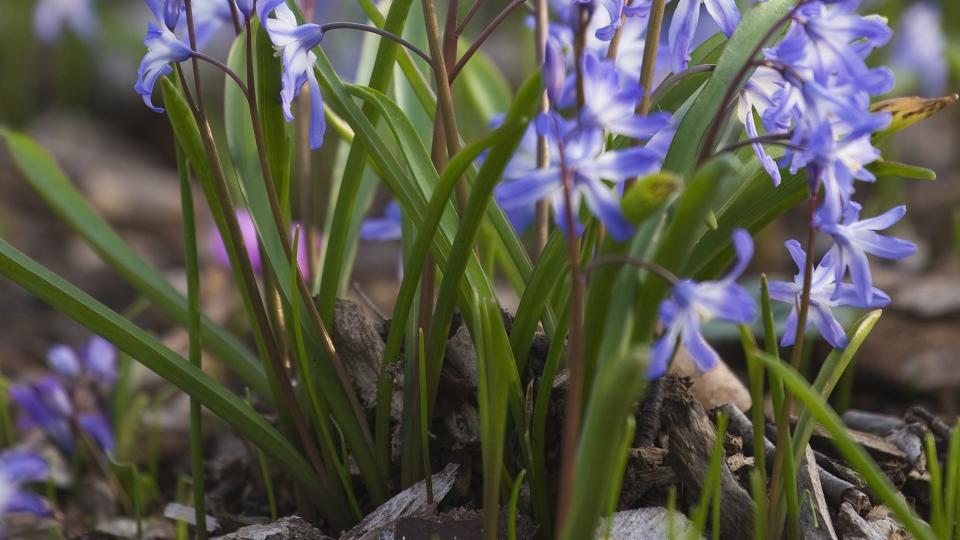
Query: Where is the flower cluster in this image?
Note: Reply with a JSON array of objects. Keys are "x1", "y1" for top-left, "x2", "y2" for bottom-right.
[
  {"x1": 740, "y1": 0, "x2": 917, "y2": 347},
  {"x1": 496, "y1": 4, "x2": 675, "y2": 242},
  {"x1": 10, "y1": 336, "x2": 117, "y2": 455},
  {"x1": 651, "y1": 0, "x2": 916, "y2": 375}
]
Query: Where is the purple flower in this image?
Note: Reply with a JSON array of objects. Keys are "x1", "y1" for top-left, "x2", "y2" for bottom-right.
[
  {"x1": 495, "y1": 116, "x2": 663, "y2": 241},
  {"x1": 737, "y1": 66, "x2": 786, "y2": 185},
  {"x1": 33, "y1": 0, "x2": 97, "y2": 44},
  {"x1": 10, "y1": 373, "x2": 115, "y2": 454},
  {"x1": 593, "y1": 0, "x2": 651, "y2": 41},
  {"x1": 0, "y1": 449, "x2": 52, "y2": 518},
  {"x1": 766, "y1": 1, "x2": 891, "y2": 88},
  {"x1": 579, "y1": 54, "x2": 672, "y2": 140},
  {"x1": 648, "y1": 229, "x2": 757, "y2": 378},
  {"x1": 768, "y1": 241, "x2": 889, "y2": 349},
  {"x1": 892, "y1": 2, "x2": 948, "y2": 97},
  {"x1": 360, "y1": 202, "x2": 402, "y2": 242},
  {"x1": 815, "y1": 202, "x2": 916, "y2": 304},
  {"x1": 259, "y1": 0, "x2": 326, "y2": 149},
  {"x1": 10, "y1": 376, "x2": 76, "y2": 452},
  {"x1": 668, "y1": 0, "x2": 741, "y2": 72},
  {"x1": 190, "y1": 0, "x2": 235, "y2": 46},
  {"x1": 47, "y1": 336, "x2": 117, "y2": 386},
  {"x1": 208, "y1": 209, "x2": 317, "y2": 278},
  {"x1": 135, "y1": 0, "x2": 193, "y2": 113}
]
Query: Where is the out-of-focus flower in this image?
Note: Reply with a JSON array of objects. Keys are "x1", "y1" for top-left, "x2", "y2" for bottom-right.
[
  {"x1": 360, "y1": 202, "x2": 402, "y2": 242},
  {"x1": 10, "y1": 373, "x2": 116, "y2": 454},
  {"x1": 135, "y1": 0, "x2": 192, "y2": 113},
  {"x1": 208, "y1": 209, "x2": 317, "y2": 278},
  {"x1": 10, "y1": 377, "x2": 74, "y2": 451},
  {"x1": 668, "y1": 0, "x2": 741, "y2": 72},
  {"x1": 648, "y1": 229, "x2": 756, "y2": 378},
  {"x1": 496, "y1": 115, "x2": 663, "y2": 241},
  {"x1": 768, "y1": 241, "x2": 889, "y2": 349},
  {"x1": 191, "y1": 0, "x2": 235, "y2": 46},
  {"x1": 47, "y1": 336, "x2": 117, "y2": 387},
  {"x1": 892, "y1": 2, "x2": 948, "y2": 96},
  {"x1": 259, "y1": 0, "x2": 327, "y2": 149},
  {"x1": 33, "y1": 0, "x2": 97, "y2": 44},
  {"x1": 815, "y1": 202, "x2": 916, "y2": 304},
  {"x1": 579, "y1": 54, "x2": 672, "y2": 139},
  {"x1": 594, "y1": 0, "x2": 651, "y2": 40},
  {"x1": 0, "y1": 450, "x2": 52, "y2": 518}
]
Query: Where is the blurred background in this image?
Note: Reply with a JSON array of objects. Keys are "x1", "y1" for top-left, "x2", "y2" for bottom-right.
[{"x1": 0, "y1": 0, "x2": 959, "y2": 468}]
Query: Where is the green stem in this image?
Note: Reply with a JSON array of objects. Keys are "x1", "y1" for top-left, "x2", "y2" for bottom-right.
[
  {"x1": 637, "y1": 0, "x2": 666, "y2": 115},
  {"x1": 176, "y1": 145, "x2": 207, "y2": 540}
]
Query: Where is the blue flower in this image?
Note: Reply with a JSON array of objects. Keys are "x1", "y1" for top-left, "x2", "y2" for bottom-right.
[
  {"x1": 768, "y1": 240, "x2": 889, "y2": 349},
  {"x1": 766, "y1": 1, "x2": 891, "y2": 87},
  {"x1": 594, "y1": 0, "x2": 651, "y2": 41},
  {"x1": 579, "y1": 54, "x2": 672, "y2": 140},
  {"x1": 668, "y1": 0, "x2": 741, "y2": 72},
  {"x1": 190, "y1": 0, "x2": 236, "y2": 46},
  {"x1": 135, "y1": 0, "x2": 192, "y2": 113},
  {"x1": 815, "y1": 202, "x2": 916, "y2": 304},
  {"x1": 737, "y1": 66, "x2": 786, "y2": 185},
  {"x1": 0, "y1": 450, "x2": 52, "y2": 518},
  {"x1": 259, "y1": 0, "x2": 327, "y2": 149},
  {"x1": 360, "y1": 202, "x2": 402, "y2": 242},
  {"x1": 495, "y1": 116, "x2": 663, "y2": 241},
  {"x1": 892, "y1": 2, "x2": 948, "y2": 97},
  {"x1": 10, "y1": 376, "x2": 75, "y2": 452},
  {"x1": 46, "y1": 336, "x2": 117, "y2": 386},
  {"x1": 33, "y1": 0, "x2": 97, "y2": 44},
  {"x1": 648, "y1": 229, "x2": 756, "y2": 378}
]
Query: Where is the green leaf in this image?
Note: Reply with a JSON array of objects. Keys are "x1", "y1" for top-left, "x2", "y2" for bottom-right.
[
  {"x1": 0, "y1": 240, "x2": 325, "y2": 501},
  {"x1": 870, "y1": 94, "x2": 959, "y2": 141},
  {"x1": 0, "y1": 129, "x2": 268, "y2": 398},
  {"x1": 757, "y1": 352, "x2": 936, "y2": 540},
  {"x1": 866, "y1": 159, "x2": 937, "y2": 180},
  {"x1": 791, "y1": 310, "x2": 883, "y2": 465},
  {"x1": 662, "y1": 0, "x2": 796, "y2": 179}
]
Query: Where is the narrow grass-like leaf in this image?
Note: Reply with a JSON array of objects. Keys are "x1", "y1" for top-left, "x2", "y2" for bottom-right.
[
  {"x1": 0, "y1": 129, "x2": 267, "y2": 397},
  {"x1": 791, "y1": 310, "x2": 883, "y2": 465},
  {"x1": 758, "y1": 352, "x2": 937, "y2": 540}
]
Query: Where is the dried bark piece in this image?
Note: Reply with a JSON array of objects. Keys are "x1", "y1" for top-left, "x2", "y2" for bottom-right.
[
  {"x1": 836, "y1": 502, "x2": 886, "y2": 540},
  {"x1": 669, "y1": 350, "x2": 752, "y2": 412},
  {"x1": 906, "y1": 406, "x2": 953, "y2": 441},
  {"x1": 661, "y1": 377, "x2": 754, "y2": 540},
  {"x1": 331, "y1": 299, "x2": 387, "y2": 412},
  {"x1": 797, "y1": 446, "x2": 838, "y2": 540},
  {"x1": 842, "y1": 411, "x2": 905, "y2": 437},
  {"x1": 340, "y1": 463, "x2": 459, "y2": 540},
  {"x1": 598, "y1": 508, "x2": 698, "y2": 539},
  {"x1": 885, "y1": 423, "x2": 927, "y2": 472},
  {"x1": 216, "y1": 516, "x2": 330, "y2": 540}
]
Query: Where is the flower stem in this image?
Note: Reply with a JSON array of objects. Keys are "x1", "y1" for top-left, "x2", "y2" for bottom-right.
[
  {"x1": 534, "y1": 0, "x2": 550, "y2": 256},
  {"x1": 176, "y1": 143, "x2": 208, "y2": 540},
  {"x1": 448, "y1": 0, "x2": 528, "y2": 81},
  {"x1": 555, "y1": 11, "x2": 588, "y2": 526},
  {"x1": 637, "y1": 0, "x2": 666, "y2": 115},
  {"x1": 320, "y1": 22, "x2": 435, "y2": 65}
]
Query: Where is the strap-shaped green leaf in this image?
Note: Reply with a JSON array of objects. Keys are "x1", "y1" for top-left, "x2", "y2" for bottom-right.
[{"x1": 0, "y1": 129, "x2": 268, "y2": 398}]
